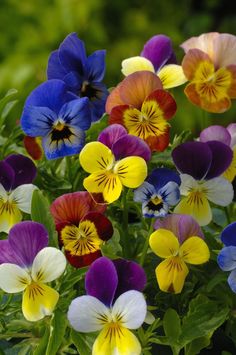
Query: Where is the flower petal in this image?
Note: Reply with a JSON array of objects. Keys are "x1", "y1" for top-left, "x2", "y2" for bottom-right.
[
  {"x1": 80, "y1": 142, "x2": 115, "y2": 173},
  {"x1": 5, "y1": 154, "x2": 37, "y2": 188},
  {"x1": 0, "y1": 263, "x2": 30, "y2": 293},
  {"x1": 203, "y1": 177, "x2": 233, "y2": 206},
  {"x1": 0, "y1": 198, "x2": 22, "y2": 233},
  {"x1": 98, "y1": 124, "x2": 127, "y2": 149},
  {"x1": 21, "y1": 105, "x2": 56, "y2": 137},
  {"x1": 228, "y1": 269, "x2": 236, "y2": 293},
  {"x1": 68, "y1": 295, "x2": 109, "y2": 332},
  {"x1": 200, "y1": 125, "x2": 231, "y2": 146},
  {"x1": 158, "y1": 181, "x2": 180, "y2": 206},
  {"x1": 82, "y1": 212, "x2": 113, "y2": 241},
  {"x1": 121, "y1": 56, "x2": 155, "y2": 76},
  {"x1": 59, "y1": 97, "x2": 91, "y2": 131},
  {"x1": 180, "y1": 236, "x2": 210, "y2": 265},
  {"x1": 11, "y1": 184, "x2": 37, "y2": 214},
  {"x1": 23, "y1": 136, "x2": 43, "y2": 161},
  {"x1": 182, "y1": 48, "x2": 212, "y2": 80},
  {"x1": 205, "y1": 141, "x2": 233, "y2": 179},
  {"x1": 65, "y1": 249, "x2": 102, "y2": 268},
  {"x1": 0, "y1": 161, "x2": 15, "y2": 191},
  {"x1": 0, "y1": 240, "x2": 23, "y2": 265},
  {"x1": 31, "y1": 247, "x2": 66, "y2": 283},
  {"x1": 105, "y1": 82, "x2": 124, "y2": 114},
  {"x1": 87, "y1": 50, "x2": 106, "y2": 81},
  {"x1": 213, "y1": 33, "x2": 236, "y2": 68},
  {"x1": 217, "y1": 246, "x2": 236, "y2": 271},
  {"x1": 112, "y1": 134, "x2": 151, "y2": 161},
  {"x1": 146, "y1": 168, "x2": 181, "y2": 191},
  {"x1": 149, "y1": 229, "x2": 179, "y2": 258},
  {"x1": 47, "y1": 50, "x2": 67, "y2": 80},
  {"x1": 227, "y1": 123, "x2": 236, "y2": 148},
  {"x1": 158, "y1": 64, "x2": 187, "y2": 89},
  {"x1": 85, "y1": 256, "x2": 118, "y2": 306},
  {"x1": 180, "y1": 32, "x2": 219, "y2": 58},
  {"x1": 221, "y1": 222, "x2": 236, "y2": 247},
  {"x1": 133, "y1": 181, "x2": 155, "y2": 203},
  {"x1": 145, "y1": 89, "x2": 177, "y2": 120},
  {"x1": 58, "y1": 33, "x2": 86, "y2": 73},
  {"x1": 114, "y1": 156, "x2": 147, "y2": 188}
]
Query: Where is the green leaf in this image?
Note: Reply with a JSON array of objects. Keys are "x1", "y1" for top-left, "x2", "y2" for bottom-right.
[
  {"x1": 101, "y1": 227, "x2": 122, "y2": 258},
  {"x1": 70, "y1": 329, "x2": 95, "y2": 355},
  {"x1": 163, "y1": 308, "x2": 181, "y2": 343},
  {"x1": 31, "y1": 190, "x2": 57, "y2": 247},
  {"x1": 0, "y1": 89, "x2": 18, "y2": 122},
  {"x1": 45, "y1": 309, "x2": 67, "y2": 355},
  {"x1": 185, "y1": 336, "x2": 211, "y2": 355},
  {"x1": 33, "y1": 327, "x2": 50, "y2": 355}
]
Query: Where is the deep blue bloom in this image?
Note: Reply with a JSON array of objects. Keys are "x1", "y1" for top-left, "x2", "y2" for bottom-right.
[
  {"x1": 133, "y1": 168, "x2": 181, "y2": 217},
  {"x1": 21, "y1": 79, "x2": 91, "y2": 160},
  {"x1": 47, "y1": 33, "x2": 109, "y2": 122},
  {"x1": 217, "y1": 222, "x2": 236, "y2": 293}
]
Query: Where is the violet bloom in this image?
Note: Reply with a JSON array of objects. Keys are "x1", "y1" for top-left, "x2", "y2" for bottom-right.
[
  {"x1": 47, "y1": 33, "x2": 109, "y2": 122},
  {"x1": 0, "y1": 154, "x2": 37, "y2": 233},
  {"x1": 172, "y1": 141, "x2": 234, "y2": 226},
  {"x1": 68, "y1": 256, "x2": 147, "y2": 355}
]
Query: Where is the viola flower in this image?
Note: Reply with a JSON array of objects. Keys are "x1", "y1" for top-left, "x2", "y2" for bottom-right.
[
  {"x1": 218, "y1": 222, "x2": 236, "y2": 293},
  {"x1": 50, "y1": 191, "x2": 113, "y2": 268},
  {"x1": 106, "y1": 71, "x2": 177, "y2": 152},
  {"x1": 122, "y1": 34, "x2": 187, "y2": 89},
  {"x1": 134, "y1": 168, "x2": 181, "y2": 217},
  {"x1": 150, "y1": 214, "x2": 209, "y2": 293},
  {"x1": 68, "y1": 256, "x2": 147, "y2": 355},
  {"x1": 0, "y1": 221, "x2": 66, "y2": 321},
  {"x1": 23, "y1": 136, "x2": 43, "y2": 160},
  {"x1": 47, "y1": 32, "x2": 109, "y2": 122},
  {"x1": 172, "y1": 141, "x2": 234, "y2": 226},
  {"x1": 181, "y1": 32, "x2": 236, "y2": 112},
  {"x1": 21, "y1": 79, "x2": 91, "y2": 160},
  {"x1": 0, "y1": 154, "x2": 37, "y2": 233},
  {"x1": 200, "y1": 124, "x2": 236, "y2": 182},
  {"x1": 79, "y1": 124, "x2": 150, "y2": 204}
]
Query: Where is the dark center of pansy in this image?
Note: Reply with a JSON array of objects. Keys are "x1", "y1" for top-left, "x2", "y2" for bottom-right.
[
  {"x1": 51, "y1": 120, "x2": 74, "y2": 143},
  {"x1": 80, "y1": 81, "x2": 103, "y2": 101},
  {"x1": 146, "y1": 195, "x2": 163, "y2": 211}
]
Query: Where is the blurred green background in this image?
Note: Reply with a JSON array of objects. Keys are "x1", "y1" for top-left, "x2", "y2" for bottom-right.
[{"x1": 0, "y1": 0, "x2": 236, "y2": 137}]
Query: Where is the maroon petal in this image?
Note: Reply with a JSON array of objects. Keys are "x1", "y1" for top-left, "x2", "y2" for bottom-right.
[
  {"x1": 85, "y1": 256, "x2": 118, "y2": 306},
  {"x1": 65, "y1": 249, "x2": 102, "y2": 268},
  {"x1": 82, "y1": 212, "x2": 113, "y2": 241},
  {"x1": 0, "y1": 161, "x2": 15, "y2": 191},
  {"x1": 98, "y1": 124, "x2": 127, "y2": 149},
  {"x1": 205, "y1": 141, "x2": 233, "y2": 179},
  {"x1": 4, "y1": 154, "x2": 37, "y2": 188},
  {"x1": 112, "y1": 134, "x2": 151, "y2": 161}
]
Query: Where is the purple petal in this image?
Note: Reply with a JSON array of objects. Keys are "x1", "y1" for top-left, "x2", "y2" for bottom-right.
[
  {"x1": 0, "y1": 240, "x2": 23, "y2": 265},
  {"x1": 154, "y1": 214, "x2": 204, "y2": 244},
  {"x1": 4, "y1": 154, "x2": 37, "y2": 188},
  {"x1": 112, "y1": 259, "x2": 147, "y2": 301},
  {"x1": 205, "y1": 141, "x2": 233, "y2": 179},
  {"x1": 200, "y1": 125, "x2": 231, "y2": 146},
  {"x1": 172, "y1": 141, "x2": 212, "y2": 180},
  {"x1": 221, "y1": 222, "x2": 236, "y2": 247},
  {"x1": 141, "y1": 35, "x2": 174, "y2": 71},
  {"x1": 58, "y1": 33, "x2": 86, "y2": 74},
  {"x1": 98, "y1": 124, "x2": 127, "y2": 149},
  {"x1": 227, "y1": 123, "x2": 236, "y2": 148},
  {"x1": 0, "y1": 161, "x2": 15, "y2": 191},
  {"x1": 8, "y1": 221, "x2": 48, "y2": 267},
  {"x1": 85, "y1": 257, "x2": 118, "y2": 306},
  {"x1": 47, "y1": 50, "x2": 67, "y2": 80},
  {"x1": 87, "y1": 50, "x2": 106, "y2": 82},
  {"x1": 112, "y1": 134, "x2": 151, "y2": 161},
  {"x1": 146, "y1": 168, "x2": 181, "y2": 190}
]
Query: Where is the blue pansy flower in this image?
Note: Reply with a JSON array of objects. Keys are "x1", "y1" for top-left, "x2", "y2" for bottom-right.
[
  {"x1": 47, "y1": 32, "x2": 109, "y2": 122},
  {"x1": 133, "y1": 167, "x2": 181, "y2": 217},
  {"x1": 21, "y1": 79, "x2": 91, "y2": 160},
  {"x1": 217, "y1": 222, "x2": 236, "y2": 292}
]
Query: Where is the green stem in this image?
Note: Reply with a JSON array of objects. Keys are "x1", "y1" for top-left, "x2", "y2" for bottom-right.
[
  {"x1": 224, "y1": 206, "x2": 231, "y2": 225},
  {"x1": 0, "y1": 332, "x2": 33, "y2": 339},
  {"x1": 121, "y1": 188, "x2": 131, "y2": 258},
  {"x1": 140, "y1": 218, "x2": 154, "y2": 266}
]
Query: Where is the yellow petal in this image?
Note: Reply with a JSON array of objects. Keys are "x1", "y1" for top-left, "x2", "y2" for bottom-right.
[
  {"x1": 83, "y1": 171, "x2": 123, "y2": 204},
  {"x1": 223, "y1": 147, "x2": 236, "y2": 182},
  {"x1": 156, "y1": 257, "x2": 189, "y2": 294},
  {"x1": 79, "y1": 142, "x2": 115, "y2": 173},
  {"x1": 174, "y1": 192, "x2": 212, "y2": 227},
  {"x1": 149, "y1": 229, "x2": 179, "y2": 258},
  {"x1": 22, "y1": 282, "x2": 59, "y2": 321},
  {"x1": 121, "y1": 56, "x2": 155, "y2": 76},
  {"x1": 93, "y1": 324, "x2": 141, "y2": 355},
  {"x1": 0, "y1": 200, "x2": 22, "y2": 233},
  {"x1": 158, "y1": 64, "x2": 188, "y2": 89},
  {"x1": 180, "y1": 236, "x2": 210, "y2": 265},
  {"x1": 114, "y1": 157, "x2": 147, "y2": 188}
]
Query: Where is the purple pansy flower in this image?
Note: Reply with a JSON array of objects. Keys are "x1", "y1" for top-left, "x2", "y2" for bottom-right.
[
  {"x1": 67, "y1": 256, "x2": 147, "y2": 354},
  {"x1": 47, "y1": 33, "x2": 109, "y2": 122}
]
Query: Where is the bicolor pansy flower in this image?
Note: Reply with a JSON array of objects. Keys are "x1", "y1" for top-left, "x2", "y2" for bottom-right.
[
  {"x1": 0, "y1": 154, "x2": 37, "y2": 233},
  {"x1": 172, "y1": 141, "x2": 234, "y2": 226},
  {"x1": 80, "y1": 124, "x2": 150, "y2": 203},
  {"x1": 68, "y1": 256, "x2": 147, "y2": 355},
  {"x1": 134, "y1": 167, "x2": 180, "y2": 217},
  {"x1": 106, "y1": 71, "x2": 177, "y2": 152},
  {"x1": 217, "y1": 222, "x2": 236, "y2": 293},
  {"x1": 150, "y1": 214, "x2": 209, "y2": 293},
  {"x1": 200, "y1": 124, "x2": 236, "y2": 182},
  {"x1": 0, "y1": 221, "x2": 66, "y2": 321},
  {"x1": 122, "y1": 34, "x2": 187, "y2": 89},
  {"x1": 181, "y1": 32, "x2": 236, "y2": 113},
  {"x1": 47, "y1": 32, "x2": 109, "y2": 122},
  {"x1": 50, "y1": 191, "x2": 113, "y2": 268},
  {"x1": 21, "y1": 79, "x2": 91, "y2": 160}
]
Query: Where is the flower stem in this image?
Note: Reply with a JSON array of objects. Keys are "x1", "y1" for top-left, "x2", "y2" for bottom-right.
[
  {"x1": 121, "y1": 188, "x2": 131, "y2": 258},
  {"x1": 140, "y1": 218, "x2": 154, "y2": 266}
]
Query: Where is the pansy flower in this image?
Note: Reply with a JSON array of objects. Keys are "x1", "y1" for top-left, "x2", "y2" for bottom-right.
[
  {"x1": 218, "y1": 222, "x2": 236, "y2": 293},
  {"x1": 200, "y1": 124, "x2": 236, "y2": 182},
  {"x1": 150, "y1": 214, "x2": 209, "y2": 293},
  {"x1": 122, "y1": 34, "x2": 187, "y2": 89},
  {"x1": 0, "y1": 221, "x2": 66, "y2": 321},
  {"x1": 47, "y1": 32, "x2": 109, "y2": 122},
  {"x1": 106, "y1": 71, "x2": 177, "y2": 152},
  {"x1": 50, "y1": 191, "x2": 113, "y2": 268},
  {"x1": 21, "y1": 79, "x2": 91, "y2": 160},
  {"x1": 181, "y1": 32, "x2": 236, "y2": 112},
  {"x1": 134, "y1": 168, "x2": 181, "y2": 217},
  {"x1": 68, "y1": 256, "x2": 147, "y2": 355},
  {"x1": 0, "y1": 154, "x2": 37, "y2": 233},
  {"x1": 172, "y1": 141, "x2": 234, "y2": 226},
  {"x1": 79, "y1": 124, "x2": 150, "y2": 203},
  {"x1": 23, "y1": 136, "x2": 43, "y2": 160}
]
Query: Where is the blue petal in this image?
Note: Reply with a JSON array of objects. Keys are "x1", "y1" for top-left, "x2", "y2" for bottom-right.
[
  {"x1": 58, "y1": 33, "x2": 86, "y2": 74},
  {"x1": 59, "y1": 97, "x2": 91, "y2": 131},
  {"x1": 146, "y1": 168, "x2": 181, "y2": 191},
  {"x1": 63, "y1": 71, "x2": 83, "y2": 92},
  {"x1": 133, "y1": 181, "x2": 155, "y2": 203},
  {"x1": 21, "y1": 106, "x2": 56, "y2": 136},
  {"x1": 217, "y1": 246, "x2": 236, "y2": 271},
  {"x1": 228, "y1": 269, "x2": 236, "y2": 293},
  {"x1": 158, "y1": 181, "x2": 180, "y2": 206},
  {"x1": 47, "y1": 50, "x2": 67, "y2": 80},
  {"x1": 221, "y1": 222, "x2": 236, "y2": 246},
  {"x1": 86, "y1": 50, "x2": 106, "y2": 81},
  {"x1": 24, "y1": 80, "x2": 77, "y2": 114},
  {"x1": 88, "y1": 82, "x2": 109, "y2": 122}
]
